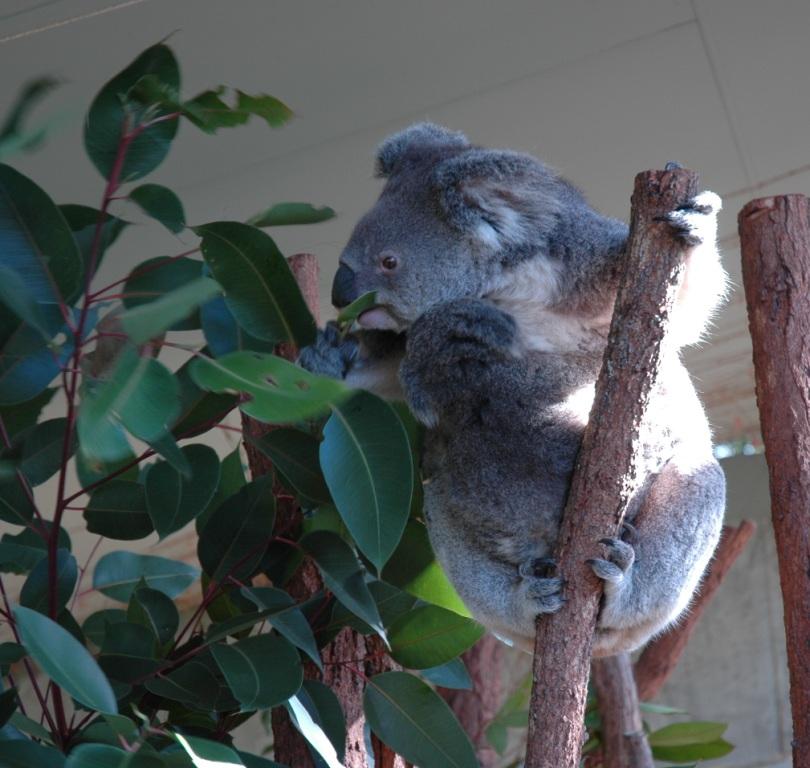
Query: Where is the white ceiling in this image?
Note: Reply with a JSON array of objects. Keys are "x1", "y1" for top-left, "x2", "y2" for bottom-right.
[{"x1": 3, "y1": 0, "x2": 810, "y2": 444}]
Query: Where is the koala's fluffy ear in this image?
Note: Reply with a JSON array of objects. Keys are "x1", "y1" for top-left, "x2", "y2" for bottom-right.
[
  {"x1": 375, "y1": 123, "x2": 468, "y2": 177},
  {"x1": 434, "y1": 149, "x2": 563, "y2": 258}
]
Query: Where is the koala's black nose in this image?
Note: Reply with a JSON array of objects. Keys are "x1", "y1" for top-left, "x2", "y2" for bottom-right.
[{"x1": 331, "y1": 264, "x2": 357, "y2": 308}]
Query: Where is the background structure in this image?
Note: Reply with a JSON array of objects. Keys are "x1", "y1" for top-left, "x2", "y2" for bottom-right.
[{"x1": 1, "y1": 2, "x2": 806, "y2": 765}]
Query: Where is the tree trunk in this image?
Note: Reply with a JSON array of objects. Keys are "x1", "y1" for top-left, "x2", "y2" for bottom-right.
[
  {"x1": 634, "y1": 521, "x2": 755, "y2": 701},
  {"x1": 739, "y1": 195, "x2": 810, "y2": 767},
  {"x1": 524, "y1": 168, "x2": 699, "y2": 768},
  {"x1": 243, "y1": 254, "x2": 403, "y2": 768},
  {"x1": 591, "y1": 653, "x2": 653, "y2": 768},
  {"x1": 441, "y1": 635, "x2": 504, "y2": 768}
]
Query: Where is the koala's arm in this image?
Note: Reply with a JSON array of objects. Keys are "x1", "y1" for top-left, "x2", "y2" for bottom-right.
[{"x1": 591, "y1": 454, "x2": 725, "y2": 656}]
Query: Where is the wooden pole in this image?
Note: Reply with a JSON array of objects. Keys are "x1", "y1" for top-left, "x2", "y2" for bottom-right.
[
  {"x1": 524, "y1": 168, "x2": 699, "y2": 768},
  {"x1": 242, "y1": 254, "x2": 404, "y2": 768},
  {"x1": 634, "y1": 521, "x2": 755, "y2": 701},
  {"x1": 739, "y1": 195, "x2": 810, "y2": 766},
  {"x1": 591, "y1": 653, "x2": 653, "y2": 768}
]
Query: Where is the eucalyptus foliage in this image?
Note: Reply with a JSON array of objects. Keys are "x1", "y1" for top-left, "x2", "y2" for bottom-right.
[{"x1": 0, "y1": 43, "x2": 485, "y2": 768}]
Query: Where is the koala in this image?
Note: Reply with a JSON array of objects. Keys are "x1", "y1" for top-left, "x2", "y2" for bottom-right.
[{"x1": 300, "y1": 123, "x2": 727, "y2": 656}]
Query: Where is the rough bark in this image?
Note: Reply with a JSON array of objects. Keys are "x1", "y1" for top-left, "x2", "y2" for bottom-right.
[
  {"x1": 524, "y1": 168, "x2": 699, "y2": 768},
  {"x1": 591, "y1": 653, "x2": 653, "y2": 768},
  {"x1": 244, "y1": 254, "x2": 403, "y2": 768},
  {"x1": 440, "y1": 635, "x2": 504, "y2": 768},
  {"x1": 739, "y1": 194, "x2": 810, "y2": 767},
  {"x1": 634, "y1": 520, "x2": 756, "y2": 701}
]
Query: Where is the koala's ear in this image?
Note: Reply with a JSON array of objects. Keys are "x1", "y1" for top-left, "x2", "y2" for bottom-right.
[
  {"x1": 375, "y1": 123, "x2": 469, "y2": 177},
  {"x1": 434, "y1": 149, "x2": 563, "y2": 255}
]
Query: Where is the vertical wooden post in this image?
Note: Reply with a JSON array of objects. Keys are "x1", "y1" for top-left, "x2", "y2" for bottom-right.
[
  {"x1": 739, "y1": 195, "x2": 810, "y2": 767},
  {"x1": 524, "y1": 168, "x2": 698, "y2": 768},
  {"x1": 591, "y1": 653, "x2": 653, "y2": 768},
  {"x1": 242, "y1": 253, "x2": 403, "y2": 768}
]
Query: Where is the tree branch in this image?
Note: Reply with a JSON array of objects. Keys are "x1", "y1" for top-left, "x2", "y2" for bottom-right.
[
  {"x1": 739, "y1": 194, "x2": 810, "y2": 768},
  {"x1": 525, "y1": 168, "x2": 699, "y2": 768}
]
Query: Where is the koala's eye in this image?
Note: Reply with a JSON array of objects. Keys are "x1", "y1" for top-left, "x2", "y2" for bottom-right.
[{"x1": 380, "y1": 254, "x2": 399, "y2": 272}]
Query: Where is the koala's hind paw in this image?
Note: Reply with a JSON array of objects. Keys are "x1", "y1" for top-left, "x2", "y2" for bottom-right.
[
  {"x1": 587, "y1": 537, "x2": 635, "y2": 586},
  {"x1": 519, "y1": 557, "x2": 565, "y2": 613},
  {"x1": 297, "y1": 322, "x2": 358, "y2": 379},
  {"x1": 663, "y1": 190, "x2": 722, "y2": 248}
]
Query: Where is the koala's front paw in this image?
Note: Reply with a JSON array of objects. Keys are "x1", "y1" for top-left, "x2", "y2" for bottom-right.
[
  {"x1": 664, "y1": 190, "x2": 722, "y2": 247},
  {"x1": 297, "y1": 322, "x2": 358, "y2": 379},
  {"x1": 519, "y1": 557, "x2": 565, "y2": 614}
]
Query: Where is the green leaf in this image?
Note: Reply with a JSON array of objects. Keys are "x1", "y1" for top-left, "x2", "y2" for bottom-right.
[
  {"x1": 200, "y1": 294, "x2": 276, "y2": 358},
  {"x1": 0, "y1": 523, "x2": 69, "y2": 574},
  {"x1": 171, "y1": 361, "x2": 237, "y2": 438},
  {"x1": 327, "y1": 580, "x2": 416, "y2": 637},
  {"x1": 295, "y1": 680, "x2": 346, "y2": 761},
  {"x1": 0, "y1": 740, "x2": 66, "y2": 767},
  {"x1": 0, "y1": 479, "x2": 35, "y2": 526},
  {"x1": 145, "y1": 444, "x2": 220, "y2": 539},
  {"x1": 191, "y1": 351, "x2": 347, "y2": 424},
  {"x1": 0, "y1": 642, "x2": 26, "y2": 666},
  {"x1": 98, "y1": 622, "x2": 161, "y2": 683},
  {"x1": 0, "y1": 387, "x2": 54, "y2": 442},
  {"x1": 82, "y1": 608, "x2": 128, "y2": 648},
  {"x1": 198, "y1": 476, "x2": 274, "y2": 583},
  {"x1": 66, "y1": 744, "x2": 127, "y2": 768},
  {"x1": 128, "y1": 584, "x2": 179, "y2": 647},
  {"x1": 363, "y1": 671, "x2": 477, "y2": 768},
  {"x1": 0, "y1": 77, "x2": 59, "y2": 156},
  {"x1": 145, "y1": 653, "x2": 237, "y2": 713},
  {"x1": 252, "y1": 428, "x2": 330, "y2": 506},
  {"x1": 8, "y1": 709, "x2": 53, "y2": 742},
  {"x1": 638, "y1": 702, "x2": 689, "y2": 715},
  {"x1": 241, "y1": 586, "x2": 322, "y2": 670},
  {"x1": 420, "y1": 658, "x2": 473, "y2": 690},
  {"x1": 84, "y1": 44, "x2": 180, "y2": 182},
  {"x1": 336, "y1": 291, "x2": 378, "y2": 330},
  {"x1": 0, "y1": 265, "x2": 58, "y2": 340},
  {"x1": 121, "y1": 256, "x2": 203, "y2": 326},
  {"x1": 120, "y1": 277, "x2": 220, "y2": 344},
  {"x1": 383, "y1": 519, "x2": 470, "y2": 616},
  {"x1": 195, "y1": 221, "x2": 316, "y2": 347},
  {"x1": 129, "y1": 184, "x2": 186, "y2": 233},
  {"x1": 173, "y1": 733, "x2": 245, "y2": 767},
  {"x1": 197, "y1": 445, "x2": 245, "y2": 533},
  {"x1": 387, "y1": 605, "x2": 483, "y2": 669},
  {"x1": 0, "y1": 163, "x2": 83, "y2": 307},
  {"x1": 0, "y1": 688, "x2": 18, "y2": 729},
  {"x1": 59, "y1": 204, "x2": 128, "y2": 281},
  {"x1": 77, "y1": 346, "x2": 181, "y2": 463},
  {"x1": 75, "y1": 446, "x2": 138, "y2": 490},
  {"x1": 648, "y1": 721, "x2": 729, "y2": 747},
  {"x1": 248, "y1": 202, "x2": 335, "y2": 228},
  {"x1": 183, "y1": 87, "x2": 292, "y2": 134},
  {"x1": 300, "y1": 531, "x2": 385, "y2": 639},
  {"x1": 84, "y1": 480, "x2": 154, "y2": 540},
  {"x1": 321, "y1": 391, "x2": 413, "y2": 572},
  {"x1": 651, "y1": 740, "x2": 734, "y2": 762},
  {"x1": 20, "y1": 548, "x2": 76, "y2": 614},
  {"x1": 19, "y1": 417, "x2": 73, "y2": 486},
  {"x1": 0, "y1": 321, "x2": 73, "y2": 405},
  {"x1": 212, "y1": 633, "x2": 303, "y2": 710},
  {"x1": 93, "y1": 551, "x2": 199, "y2": 602},
  {"x1": 13, "y1": 605, "x2": 117, "y2": 713}
]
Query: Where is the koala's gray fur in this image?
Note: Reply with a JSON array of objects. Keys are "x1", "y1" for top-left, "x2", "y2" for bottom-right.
[{"x1": 299, "y1": 123, "x2": 727, "y2": 656}]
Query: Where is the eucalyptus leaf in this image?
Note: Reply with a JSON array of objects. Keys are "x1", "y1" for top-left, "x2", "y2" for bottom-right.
[
  {"x1": 20, "y1": 417, "x2": 73, "y2": 486},
  {"x1": 190, "y1": 351, "x2": 347, "y2": 424},
  {"x1": 0, "y1": 740, "x2": 66, "y2": 767},
  {"x1": 0, "y1": 478, "x2": 35, "y2": 526},
  {"x1": 196, "y1": 221, "x2": 315, "y2": 346},
  {"x1": 363, "y1": 671, "x2": 477, "y2": 768},
  {"x1": 20, "y1": 547, "x2": 76, "y2": 614},
  {"x1": 145, "y1": 444, "x2": 220, "y2": 539},
  {"x1": 183, "y1": 87, "x2": 292, "y2": 133},
  {"x1": 200, "y1": 294, "x2": 276, "y2": 358},
  {"x1": 128, "y1": 585, "x2": 180, "y2": 646},
  {"x1": 336, "y1": 291, "x2": 378, "y2": 329},
  {"x1": 60, "y1": 204, "x2": 128, "y2": 279},
  {"x1": 321, "y1": 391, "x2": 413, "y2": 572},
  {"x1": 129, "y1": 183, "x2": 186, "y2": 233},
  {"x1": 420, "y1": 658, "x2": 473, "y2": 690},
  {"x1": 93, "y1": 551, "x2": 199, "y2": 602},
  {"x1": 13, "y1": 605, "x2": 117, "y2": 713},
  {"x1": 84, "y1": 480, "x2": 154, "y2": 540},
  {"x1": 248, "y1": 202, "x2": 335, "y2": 228}
]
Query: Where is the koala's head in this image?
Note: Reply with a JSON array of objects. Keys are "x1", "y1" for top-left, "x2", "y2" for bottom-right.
[{"x1": 333, "y1": 123, "x2": 570, "y2": 332}]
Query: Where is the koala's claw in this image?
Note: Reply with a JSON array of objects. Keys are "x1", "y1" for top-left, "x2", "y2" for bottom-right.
[
  {"x1": 297, "y1": 322, "x2": 359, "y2": 379},
  {"x1": 527, "y1": 577, "x2": 566, "y2": 613},
  {"x1": 518, "y1": 556, "x2": 557, "y2": 579},
  {"x1": 662, "y1": 191, "x2": 722, "y2": 248}
]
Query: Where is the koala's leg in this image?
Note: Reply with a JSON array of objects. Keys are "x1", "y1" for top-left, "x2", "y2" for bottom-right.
[
  {"x1": 400, "y1": 298, "x2": 520, "y2": 427},
  {"x1": 590, "y1": 456, "x2": 725, "y2": 657}
]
